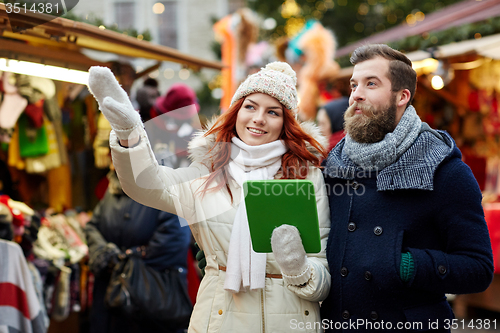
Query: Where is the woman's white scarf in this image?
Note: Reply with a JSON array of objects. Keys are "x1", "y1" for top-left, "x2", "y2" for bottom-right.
[{"x1": 224, "y1": 137, "x2": 288, "y2": 293}]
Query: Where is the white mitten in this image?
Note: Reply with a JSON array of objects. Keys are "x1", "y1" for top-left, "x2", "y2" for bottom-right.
[
  {"x1": 271, "y1": 224, "x2": 311, "y2": 286},
  {"x1": 87, "y1": 66, "x2": 142, "y2": 140}
]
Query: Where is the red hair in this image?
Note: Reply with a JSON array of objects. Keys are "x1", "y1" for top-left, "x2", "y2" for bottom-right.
[{"x1": 199, "y1": 98, "x2": 327, "y2": 201}]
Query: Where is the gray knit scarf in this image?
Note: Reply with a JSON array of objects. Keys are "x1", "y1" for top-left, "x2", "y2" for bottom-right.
[{"x1": 343, "y1": 106, "x2": 422, "y2": 171}]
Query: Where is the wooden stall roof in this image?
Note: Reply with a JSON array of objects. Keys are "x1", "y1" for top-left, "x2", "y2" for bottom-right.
[
  {"x1": 0, "y1": 3, "x2": 224, "y2": 71},
  {"x1": 337, "y1": 0, "x2": 500, "y2": 58},
  {"x1": 335, "y1": 33, "x2": 500, "y2": 79}
]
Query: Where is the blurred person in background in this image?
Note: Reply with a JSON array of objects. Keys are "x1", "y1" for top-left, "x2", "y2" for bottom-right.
[
  {"x1": 134, "y1": 78, "x2": 160, "y2": 122},
  {"x1": 85, "y1": 163, "x2": 191, "y2": 333},
  {"x1": 316, "y1": 96, "x2": 349, "y2": 152},
  {"x1": 147, "y1": 83, "x2": 201, "y2": 169}
]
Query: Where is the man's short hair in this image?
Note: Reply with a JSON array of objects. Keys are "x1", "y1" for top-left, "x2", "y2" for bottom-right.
[{"x1": 350, "y1": 44, "x2": 417, "y2": 107}]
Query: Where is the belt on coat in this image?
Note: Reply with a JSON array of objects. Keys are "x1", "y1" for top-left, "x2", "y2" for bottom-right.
[{"x1": 218, "y1": 265, "x2": 282, "y2": 279}]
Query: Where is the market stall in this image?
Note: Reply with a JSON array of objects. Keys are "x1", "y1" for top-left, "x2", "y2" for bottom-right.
[
  {"x1": 0, "y1": 5, "x2": 222, "y2": 332},
  {"x1": 0, "y1": 2, "x2": 223, "y2": 209}
]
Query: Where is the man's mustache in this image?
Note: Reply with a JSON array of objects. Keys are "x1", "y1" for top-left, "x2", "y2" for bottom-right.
[{"x1": 346, "y1": 102, "x2": 375, "y2": 117}]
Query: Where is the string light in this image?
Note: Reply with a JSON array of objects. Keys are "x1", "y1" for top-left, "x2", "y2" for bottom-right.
[
  {"x1": 431, "y1": 75, "x2": 444, "y2": 90},
  {"x1": 0, "y1": 58, "x2": 89, "y2": 85},
  {"x1": 152, "y1": 2, "x2": 165, "y2": 14}
]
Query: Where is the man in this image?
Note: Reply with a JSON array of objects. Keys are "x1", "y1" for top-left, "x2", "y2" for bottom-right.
[{"x1": 320, "y1": 44, "x2": 493, "y2": 332}]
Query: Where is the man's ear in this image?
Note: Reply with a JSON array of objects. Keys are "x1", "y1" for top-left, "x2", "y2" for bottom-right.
[{"x1": 397, "y1": 89, "x2": 411, "y2": 108}]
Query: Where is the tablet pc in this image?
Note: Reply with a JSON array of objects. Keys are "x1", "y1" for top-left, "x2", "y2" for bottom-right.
[{"x1": 243, "y1": 179, "x2": 321, "y2": 254}]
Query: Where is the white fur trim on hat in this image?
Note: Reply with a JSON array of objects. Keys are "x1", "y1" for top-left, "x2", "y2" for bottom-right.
[{"x1": 230, "y1": 61, "x2": 298, "y2": 113}]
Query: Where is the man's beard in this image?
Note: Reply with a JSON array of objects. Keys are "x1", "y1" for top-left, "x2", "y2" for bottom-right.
[{"x1": 344, "y1": 95, "x2": 398, "y2": 143}]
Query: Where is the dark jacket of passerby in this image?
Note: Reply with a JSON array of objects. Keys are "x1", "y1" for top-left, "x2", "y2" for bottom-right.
[
  {"x1": 85, "y1": 172, "x2": 191, "y2": 333},
  {"x1": 320, "y1": 128, "x2": 494, "y2": 332}
]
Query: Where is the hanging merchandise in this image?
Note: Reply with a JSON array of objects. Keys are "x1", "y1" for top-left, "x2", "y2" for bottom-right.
[
  {"x1": 25, "y1": 116, "x2": 62, "y2": 174},
  {"x1": 24, "y1": 99, "x2": 45, "y2": 129},
  {"x1": 93, "y1": 113, "x2": 112, "y2": 169},
  {"x1": 84, "y1": 92, "x2": 98, "y2": 148},
  {"x1": 485, "y1": 157, "x2": 500, "y2": 202},
  {"x1": 0, "y1": 194, "x2": 34, "y2": 242},
  {"x1": 15, "y1": 74, "x2": 45, "y2": 106},
  {"x1": 34, "y1": 214, "x2": 88, "y2": 265},
  {"x1": 0, "y1": 202, "x2": 13, "y2": 240},
  {"x1": 17, "y1": 114, "x2": 49, "y2": 158},
  {"x1": 0, "y1": 239, "x2": 48, "y2": 333},
  {"x1": 470, "y1": 60, "x2": 500, "y2": 94},
  {"x1": 47, "y1": 164, "x2": 72, "y2": 212},
  {"x1": 0, "y1": 72, "x2": 28, "y2": 143},
  {"x1": 28, "y1": 77, "x2": 56, "y2": 102},
  {"x1": 50, "y1": 265, "x2": 72, "y2": 322},
  {"x1": 8, "y1": 123, "x2": 26, "y2": 170},
  {"x1": 27, "y1": 261, "x2": 50, "y2": 329},
  {"x1": 213, "y1": 9, "x2": 258, "y2": 112},
  {"x1": 31, "y1": 213, "x2": 90, "y2": 323},
  {"x1": 0, "y1": 198, "x2": 49, "y2": 331},
  {"x1": 245, "y1": 41, "x2": 276, "y2": 72},
  {"x1": 283, "y1": 20, "x2": 340, "y2": 121},
  {"x1": 213, "y1": 14, "x2": 237, "y2": 112},
  {"x1": 44, "y1": 97, "x2": 68, "y2": 166}
]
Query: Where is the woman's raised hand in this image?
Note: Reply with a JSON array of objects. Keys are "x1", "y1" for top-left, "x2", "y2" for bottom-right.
[{"x1": 88, "y1": 66, "x2": 142, "y2": 140}]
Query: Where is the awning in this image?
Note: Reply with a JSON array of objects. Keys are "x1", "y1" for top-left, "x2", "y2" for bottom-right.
[
  {"x1": 402, "y1": 32, "x2": 500, "y2": 63},
  {"x1": 336, "y1": 0, "x2": 500, "y2": 58},
  {"x1": 0, "y1": 3, "x2": 224, "y2": 72},
  {"x1": 336, "y1": 32, "x2": 500, "y2": 79}
]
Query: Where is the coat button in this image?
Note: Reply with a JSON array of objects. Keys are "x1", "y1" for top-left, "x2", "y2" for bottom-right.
[
  {"x1": 374, "y1": 226, "x2": 383, "y2": 236},
  {"x1": 348, "y1": 222, "x2": 356, "y2": 232},
  {"x1": 351, "y1": 181, "x2": 360, "y2": 190},
  {"x1": 218, "y1": 309, "x2": 223, "y2": 315},
  {"x1": 304, "y1": 310, "x2": 309, "y2": 316},
  {"x1": 124, "y1": 213, "x2": 131, "y2": 219},
  {"x1": 370, "y1": 311, "x2": 379, "y2": 320},
  {"x1": 364, "y1": 271, "x2": 372, "y2": 281},
  {"x1": 340, "y1": 267, "x2": 349, "y2": 277},
  {"x1": 342, "y1": 310, "x2": 350, "y2": 320},
  {"x1": 438, "y1": 265, "x2": 447, "y2": 275}
]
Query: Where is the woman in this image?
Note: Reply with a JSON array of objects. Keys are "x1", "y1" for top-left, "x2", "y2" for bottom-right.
[{"x1": 88, "y1": 62, "x2": 331, "y2": 333}]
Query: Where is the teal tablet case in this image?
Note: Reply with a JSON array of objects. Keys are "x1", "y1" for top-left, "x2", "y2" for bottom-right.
[{"x1": 243, "y1": 179, "x2": 321, "y2": 254}]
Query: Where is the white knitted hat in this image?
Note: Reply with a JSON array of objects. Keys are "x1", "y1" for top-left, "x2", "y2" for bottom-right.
[{"x1": 230, "y1": 62, "x2": 298, "y2": 113}]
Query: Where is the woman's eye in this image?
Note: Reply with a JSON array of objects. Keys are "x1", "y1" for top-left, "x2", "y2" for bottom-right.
[
  {"x1": 350, "y1": 84, "x2": 357, "y2": 89},
  {"x1": 269, "y1": 110, "x2": 279, "y2": 116},
  {"x1": 245, "y1": 105, "x2": 255, "y2": 110}
]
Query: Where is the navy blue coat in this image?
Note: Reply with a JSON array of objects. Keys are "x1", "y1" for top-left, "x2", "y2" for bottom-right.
[
  {"x1": 320, "y1": 130, "x2": 494, "y2": 332},
  {"x1": 86, "y1": 189, "x2": 191, "y2": 333}
]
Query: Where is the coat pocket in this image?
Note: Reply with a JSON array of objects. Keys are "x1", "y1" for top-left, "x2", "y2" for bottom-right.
[{"x1": 403, "y1": 298, "x2": 453, "y2": 332}]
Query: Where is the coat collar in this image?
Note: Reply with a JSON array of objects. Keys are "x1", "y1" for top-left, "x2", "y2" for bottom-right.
[
  {"x1": 187, "y1": 118, "x2": 327, "y2": 170},
  {"x1": 324, "y1": 124, "x2": 457, "y2": 191}
]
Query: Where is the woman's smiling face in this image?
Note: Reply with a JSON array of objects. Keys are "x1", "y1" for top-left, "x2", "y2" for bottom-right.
[{"x1": 235, "y1": 93, "x2": 284, "y2": 146}]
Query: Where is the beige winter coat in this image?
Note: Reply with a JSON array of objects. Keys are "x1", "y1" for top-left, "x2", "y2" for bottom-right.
[{"x1": 110, "y1": 121, "x2": 331, "y2": 333}]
